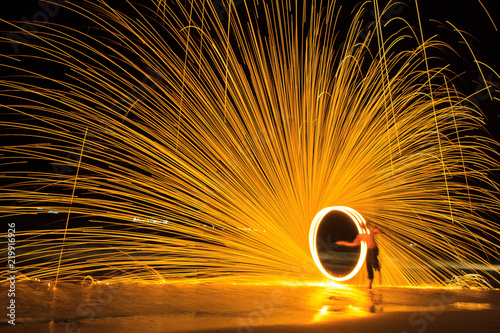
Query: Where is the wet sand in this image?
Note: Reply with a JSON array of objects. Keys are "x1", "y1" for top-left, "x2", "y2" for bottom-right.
[
  {"x1": 2, "y1": 283, "x2": 499, "y2": 332},
  {"x1": 5, "y1": 307, "x2": 500, "y2": 333}
]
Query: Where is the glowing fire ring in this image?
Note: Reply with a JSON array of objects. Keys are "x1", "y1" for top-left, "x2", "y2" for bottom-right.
[{"x1": 309, "y1": 206, "x2": 368, "y2": 281}]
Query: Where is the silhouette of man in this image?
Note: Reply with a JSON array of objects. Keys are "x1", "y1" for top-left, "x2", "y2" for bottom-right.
[{"x1": 336, "y1": 225, "x2": 382, "y2": 289}]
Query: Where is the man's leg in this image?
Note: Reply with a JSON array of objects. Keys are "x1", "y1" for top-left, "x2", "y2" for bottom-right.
[{"x1": 366, "y1": 249, "x2": 374, "y2": 289}]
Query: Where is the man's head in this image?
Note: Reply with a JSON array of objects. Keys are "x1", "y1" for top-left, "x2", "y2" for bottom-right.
[{"x1": 365, "y1": 223, "x2": 376, "y2": 231}]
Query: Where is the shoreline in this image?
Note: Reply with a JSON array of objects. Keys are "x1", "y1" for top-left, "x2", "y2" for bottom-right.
[
  {"x1": 4, "y1": 307, "x2": 500, "y2": 333},
  {"x1": 2, "y1": 284, "x2": 499, "y2": 332}
]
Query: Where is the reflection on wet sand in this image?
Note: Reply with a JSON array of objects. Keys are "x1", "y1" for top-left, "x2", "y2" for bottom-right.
[{"x1": 0, "y1": 281, "x2": 498, "y2": 332}]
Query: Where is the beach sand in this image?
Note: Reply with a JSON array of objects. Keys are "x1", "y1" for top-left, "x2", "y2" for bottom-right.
[{"x1": 2, "y1": 282, "x2": 499, "y2": 332}]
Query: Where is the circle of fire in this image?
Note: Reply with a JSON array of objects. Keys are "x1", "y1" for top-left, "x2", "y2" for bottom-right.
[{"x1": 309, "y1": 206, "x2": 368, "y2": 281}]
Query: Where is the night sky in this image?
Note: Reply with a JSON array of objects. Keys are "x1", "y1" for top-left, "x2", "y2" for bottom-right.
[{"x1": 1, "y1": 1, "x2": 499, "y2": 138}]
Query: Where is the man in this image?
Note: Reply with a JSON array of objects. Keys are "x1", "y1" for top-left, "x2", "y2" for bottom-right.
[{"x1": 336, "y1": 225, "x2": 382, "y2": 289}]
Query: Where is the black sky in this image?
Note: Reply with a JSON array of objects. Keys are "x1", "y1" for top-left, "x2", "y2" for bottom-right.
[{"x1": 1, "y1": 0, "x2": 499, "y2": 138}]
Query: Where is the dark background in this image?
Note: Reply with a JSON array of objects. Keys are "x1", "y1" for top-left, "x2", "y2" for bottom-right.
[{"x1": 1, "y1": 0, "x2": 499, "y2": 138}]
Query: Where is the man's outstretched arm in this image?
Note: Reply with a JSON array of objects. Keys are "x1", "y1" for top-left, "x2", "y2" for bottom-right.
[{"x1": 336, "y1": 234, "x2": 361, "y2": 247}]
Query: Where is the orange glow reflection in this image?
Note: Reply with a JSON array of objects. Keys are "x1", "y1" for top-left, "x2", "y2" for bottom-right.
[{"x1": 309, "y1": 285, "x2": 374, "y2": 323}]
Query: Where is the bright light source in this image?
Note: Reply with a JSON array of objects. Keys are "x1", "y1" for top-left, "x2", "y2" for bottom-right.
[{"x1": 309, "y1": 206, "x2": 367, "y2": 281}]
